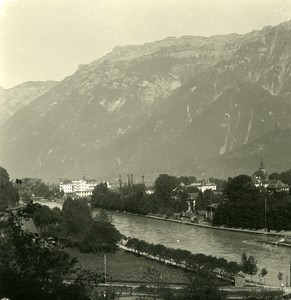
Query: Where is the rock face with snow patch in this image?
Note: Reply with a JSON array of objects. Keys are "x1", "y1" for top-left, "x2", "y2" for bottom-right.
[{"x1": 1, "y1": 21, "x2": 291, "y2": 181}]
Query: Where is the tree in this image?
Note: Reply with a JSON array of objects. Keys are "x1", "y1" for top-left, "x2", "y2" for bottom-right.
[
  {"x1": 195, "y1": 191, "x2": 208, "y2": 211},
  {"x1": 277, "y1": 271, "x2": 283, "y2": 286},
  {"x1": 0, "y1": 166, "x2": 19, "y2": 209},
  {"x1": 81, "y1": 210, "x2": 122, "y2": 253},
  {"x1": 269, "y1": 172, "x2": 281, "y2": 180},
  {"x1": 35, "y1": 182, "x2": 52, "y2": 199},
  {"x1": 0, "y1": 208, "x2": 98, "y2": 300},
  {"x1": 178, "y1": 176, "x2": 196, "y2": 185},
  {"x1": 182, "y1": 268, "x2": 226, "y2": 300},
  {"x1": 22, "y1": 192, "x2": 32, "y2": 204},
  {"x1": 91, "y1": 182, "x2": 109, "y2": 208},
  {"x1": 142, "y1": 267, "x2": 173, "y2": 299},
  {"x1": 61, "y1": 198, "x2": 92, "y2": 246},
  {"x1": 154, "y1": 174, "x2": 178, "y2": 200},
  {"x1": 224, "y1": 175, "x2": 262, "y2": 203},
  {"x1": 280, "y1": 170, "x2": 291, "y2": 193},
  {"x1": 16, "y1": 177, "x2": 42, "y2": 197},
  {"x1": 241, "y1": 252, "x2": 258, "y2": 282},
  {"x1": 62, "y1": 199, "x2": 122, "y2": 253},
  {"x1": 25, "y1": 203, "x2": 62, "y2": 238},
  {"x1": 209, "y1": 178, "x2": 226, "y2": 191},
  {"x1": 260, "y1": 267, "x2": 268, "y2": 285}
]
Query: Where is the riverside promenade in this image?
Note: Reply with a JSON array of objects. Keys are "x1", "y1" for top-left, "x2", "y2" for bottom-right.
[{"x1": 145, "y1": 214, "x2": 291, "y2": 238}]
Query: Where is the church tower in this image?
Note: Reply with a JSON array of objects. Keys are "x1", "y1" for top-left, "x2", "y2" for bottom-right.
[{"x1": 259, "y1": 157, "x2": 266, "y2": 176}]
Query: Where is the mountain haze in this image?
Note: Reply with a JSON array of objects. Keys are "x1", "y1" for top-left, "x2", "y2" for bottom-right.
[
  {"x1": 1, "y1": 21, "x2": 291, "y2": 182},
  {"x1": 0, "y1": 81, "x2": 58, "y2": 125}
]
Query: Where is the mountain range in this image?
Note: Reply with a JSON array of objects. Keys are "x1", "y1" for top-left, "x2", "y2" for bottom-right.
[{"x1": 1, "y1": 21, "x2": 291, "y2": 183}]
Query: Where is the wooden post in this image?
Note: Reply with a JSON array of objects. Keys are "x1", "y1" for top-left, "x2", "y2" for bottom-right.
[{"x1": 104, "y1": 253, "x2": 107, "y2": 283}]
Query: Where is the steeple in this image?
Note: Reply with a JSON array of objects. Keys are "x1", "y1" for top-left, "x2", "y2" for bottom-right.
[{"x1": 259, "y1": 157, "x2": 266, "y2": 175}]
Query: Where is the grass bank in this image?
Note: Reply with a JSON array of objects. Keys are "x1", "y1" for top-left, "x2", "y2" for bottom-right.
[{"x1": 66, "y1": 248, "x2": 189, "y2": 284}]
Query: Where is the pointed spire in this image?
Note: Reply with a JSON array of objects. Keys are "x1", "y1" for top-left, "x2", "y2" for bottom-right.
[{"x1": 259, "y1": 157, "x2": 265, "y2": 170}]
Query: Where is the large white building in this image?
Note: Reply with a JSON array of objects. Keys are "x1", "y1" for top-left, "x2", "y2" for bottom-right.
[
  {"x1": 60, "y1": 176, "x2": 99, "y2": 197},
  {"x1": 190, "y1": 180, "x2": 217, "y2": 193}
]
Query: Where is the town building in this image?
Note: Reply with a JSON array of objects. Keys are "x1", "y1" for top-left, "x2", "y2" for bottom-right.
[
  {"x1": 252, "y1": 158, "x2": 290, "y2": 193},
  {"x1": 190, "y1": 179, "x2": 217, "y2": 193},
  {"x1": 266, "y1": 180, "x2": 290, "y2": 193},
  {"x1": 205, "y1": 203, "x2": 219, "y2": 220},
  {"x1": 59, "y1": 175, "x2": 99, "y2": 197},
  {"x1": 252, "y1": 157, "x2": 269, "y2": 187},
  {"x1": 234, "y1": 271, "x2": 246, "y2": 287}
]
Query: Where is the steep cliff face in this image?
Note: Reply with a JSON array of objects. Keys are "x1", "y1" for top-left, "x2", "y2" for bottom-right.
[
  {"x1": 203, "y1": 128, "x2": 291, "y2": 178},
  {"x1": 1, "y1": 21, "x2": 291, "y2": 181}
]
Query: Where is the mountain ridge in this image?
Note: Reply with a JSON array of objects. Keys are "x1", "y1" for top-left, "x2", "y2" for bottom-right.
[{"x1": 1, "y1": 21, "x2": 291, "y2": 182}]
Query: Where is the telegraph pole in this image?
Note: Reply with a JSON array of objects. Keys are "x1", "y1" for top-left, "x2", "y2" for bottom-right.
[
  {"x1": 264, "y1": 197, "x2": 267, "y2": 232},
  {"x1": 104, "y1": 253, "x2": 107, "y2": 283}
]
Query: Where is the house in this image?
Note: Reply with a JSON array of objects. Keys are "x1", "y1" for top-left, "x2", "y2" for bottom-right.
[
  {"x1": 59, "y1": 179, "x2": 74, "y2": 193},
  {"x1": 235, "y1": 271, "x2": 246, "y2": 287},
  {"x1": 205, "y1": 203, "x2": 219, "y2": 220},
  {"x1": 190, "y1": 180, "x2": 217, "y2": 193},
  {"x1": 266, "y1": 180, "x2": 290, "y2": 193},
  {"x1": 59, "y1": 175, "x2": 99, "y2": 197}
]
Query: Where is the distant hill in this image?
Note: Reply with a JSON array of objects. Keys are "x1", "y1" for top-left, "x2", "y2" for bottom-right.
[
  {"x1": 0, "y1": 21, "x2": 291, "y2": 182},
  {"x1": 0, "y1": 81, "x2": 58, "y2": 125}
]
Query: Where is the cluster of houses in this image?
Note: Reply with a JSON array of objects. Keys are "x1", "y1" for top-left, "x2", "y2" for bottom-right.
[
  {"x1": 179, "y1": 158, "x2": 290, "y2": 223},
  {"x1": 252, "y1": 158, "x2": 290, "y2": 193}
]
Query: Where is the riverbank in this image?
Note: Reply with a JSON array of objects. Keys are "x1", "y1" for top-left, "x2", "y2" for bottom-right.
[
  {"x1": 113, "y1": 210, "x2": 291, "y2": 239},
  {"x1": 143, "y1": 214, "x2": 291, "y2": 238}
]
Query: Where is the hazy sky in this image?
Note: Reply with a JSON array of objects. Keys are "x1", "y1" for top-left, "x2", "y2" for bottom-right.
[{"x1": 0, "y1": 0, "x2": 290, "y2": 88}]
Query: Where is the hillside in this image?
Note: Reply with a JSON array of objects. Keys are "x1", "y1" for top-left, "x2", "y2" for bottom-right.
[
  {"x1": 202, "y1": 128, "x2": 291, "y2": 178},
  {"x1": 0, "y1": 81, "x2": 58, "y2": 125}
]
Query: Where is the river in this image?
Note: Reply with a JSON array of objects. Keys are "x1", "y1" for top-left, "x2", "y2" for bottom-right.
[
  {"x1": 35, "y1": 200, "x2": 291, "y2": 286},
  {"x1": 110, "y1": 212, "x2": 291, "y2": 286}
]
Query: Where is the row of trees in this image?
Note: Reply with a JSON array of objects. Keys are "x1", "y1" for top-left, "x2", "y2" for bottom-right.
[
  {"x1": 125, "y1": 238, "x2": 272, "y2": 289},
  {"x1": 15, "y1": 177, "x2": 64, "y2": 202},
  {"x1": 125, "y1": 237, "x2": 241, "y2": 279},
  {"x1": 91, "y1": 180, "x2": 189, "y2": 216},
  {"x1": 90, "y1": 175, "x2": 224, "y2": 217}
]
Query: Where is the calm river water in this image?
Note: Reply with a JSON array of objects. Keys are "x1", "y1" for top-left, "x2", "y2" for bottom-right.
[{"x1": 110, "y1": 212, "x2": 291, "y2": 286}]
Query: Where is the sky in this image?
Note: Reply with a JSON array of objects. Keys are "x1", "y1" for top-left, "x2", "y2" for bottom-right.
[{"x1": 0, "y1": 0, "x2": 291, "y2": 89}]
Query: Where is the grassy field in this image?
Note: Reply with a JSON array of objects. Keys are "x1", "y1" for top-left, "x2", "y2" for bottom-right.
[{"x1": 66, "y1": 248, "x2": 189, "y2": 284}]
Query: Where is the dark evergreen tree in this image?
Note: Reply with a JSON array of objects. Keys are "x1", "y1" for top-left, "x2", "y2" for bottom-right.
[{"x1": 0, "y1": 166, "x2": 19, "y2": 210}]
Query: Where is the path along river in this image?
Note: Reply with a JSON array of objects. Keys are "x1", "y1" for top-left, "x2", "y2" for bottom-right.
[
  {"x1": 35, "y1": 201, "x2": 291, "y2": 287},
  {"x1": 110, "y1": 212, "x2": 291, "y2": 287}
]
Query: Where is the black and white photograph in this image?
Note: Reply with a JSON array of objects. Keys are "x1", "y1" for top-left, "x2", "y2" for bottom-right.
[{"x1": 1, "y1": 0, "x2": 291, "y2": 299}]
